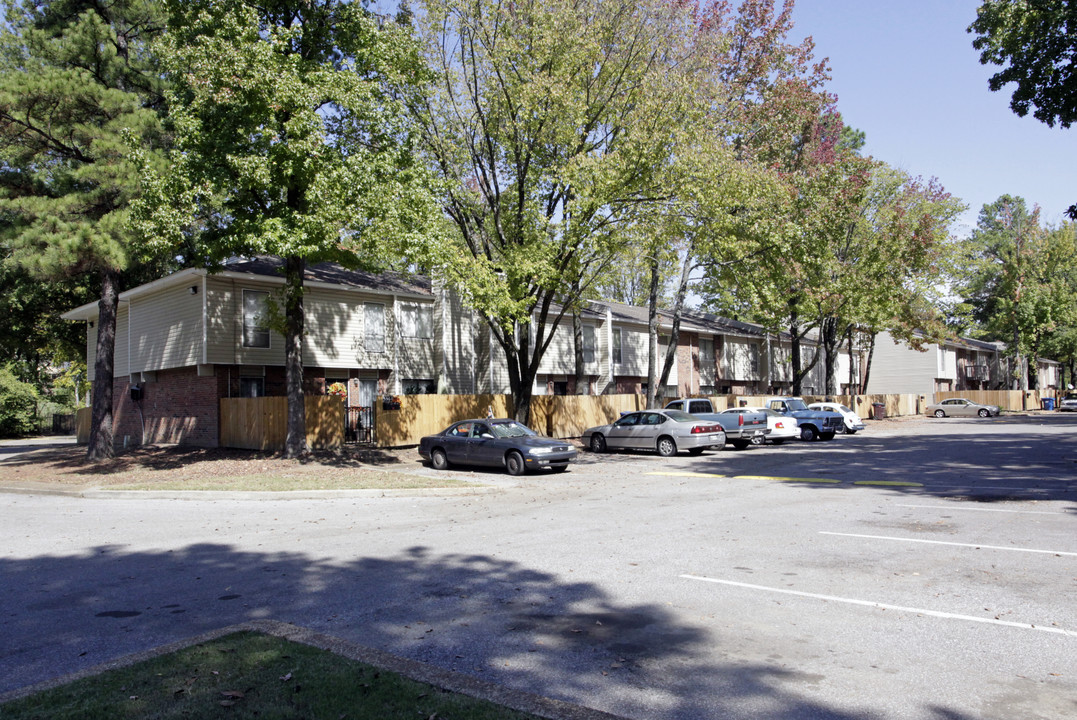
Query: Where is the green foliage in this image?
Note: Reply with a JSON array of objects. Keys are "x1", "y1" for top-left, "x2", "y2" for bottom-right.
[
  {"x1": 970, "y1": 0, "x2": 1077, "y2": 129},
  {"x1": 138, "y1": 0, "x2": 444, "y2": 270},
  {"x1": 955, "y1": 195, "x2": 1077, "y2": 385},
  {"x1": 0, "y1": 364, "x2": 39, "y2": 437}
]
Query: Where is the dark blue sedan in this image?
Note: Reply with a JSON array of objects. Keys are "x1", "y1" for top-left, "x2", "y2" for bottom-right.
[{"x1": 418, "y1": 418, "x2": 577, "y2": 475}]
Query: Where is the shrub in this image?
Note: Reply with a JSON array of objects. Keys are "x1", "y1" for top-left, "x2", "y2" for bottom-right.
[{"x1": 0, "y1": 364, "x2": 39, "y2": 437}]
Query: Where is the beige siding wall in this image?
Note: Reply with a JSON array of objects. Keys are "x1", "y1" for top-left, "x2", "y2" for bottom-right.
[
  {"x1": 614, "y1": 326, "x2": 649, "y2": 376},
  {"x1": 867, "y1": 331, "x2": 938, "y2": 395},
  {"x1": 303, "y1": 292, "x2": 362, "y2": 368},
  {"x1": 204, "y1": 277, "x2": 286, "y2": 366},
  {"x1": 435, "y1": 288, "x2": 476, "y2": 393},
  {"x1": 129, "y1": 285, "x2": 202, "y2": 373},
  {"x1": 115, "y1": 305, "x2": 130, "y2": 378},
  {"x1": 723, "y1": 337, "x2": 761, "y2": 382}
]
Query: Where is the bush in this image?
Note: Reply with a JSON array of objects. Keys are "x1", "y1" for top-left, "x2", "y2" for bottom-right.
[{"x1": 0, "y1": 364, "x2": 39, "y2": 437}]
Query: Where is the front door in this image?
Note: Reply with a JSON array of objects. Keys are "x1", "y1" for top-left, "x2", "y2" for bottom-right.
[{"x1": 356, "y1": 379, "x2": 377, "y2": 442}]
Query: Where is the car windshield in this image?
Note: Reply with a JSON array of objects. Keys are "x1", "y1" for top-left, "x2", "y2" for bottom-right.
[
  {"x1": 490, "y1": 421, "x2": 537, "y2": 438},
  {"x1": 784, "y1": 399, "x2": 808, "y2": 412},
  {"x1": 664, "y1": 410, "x2": 697, "y2": 422}
]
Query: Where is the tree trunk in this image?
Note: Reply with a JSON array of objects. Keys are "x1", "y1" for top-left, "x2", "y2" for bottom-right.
[
  {"x1": 657, "y1": 247, "x2": 694, "y2": 397},
  {"x1": 87, "y1": 267, "x2": 119, "y2": 461},
  {"x1": 790, "y1": 302, "x2": 802, "y2": 395},
  {"x1": 861, "y1": 332, "x2": 876, "y2": 394},
  {"x1": 645, "y1": 255, "x2": 660, "y2": 409},
  {"x1": 283, "y1": 255, "x2": 308, "y2": 458},
  {"x1": 821, "y1": 315, "x2": 839, "y2": 396},
  {"x1": 572, "y1": 305, "x2": 585, "y2": 395}
]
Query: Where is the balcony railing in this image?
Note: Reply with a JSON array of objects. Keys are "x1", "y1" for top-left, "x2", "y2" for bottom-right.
[{"x1": 964, "y1": 364, "x2": 990, "y2": 380}]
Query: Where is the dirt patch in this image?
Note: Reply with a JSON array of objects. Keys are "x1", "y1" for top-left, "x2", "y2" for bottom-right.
[{"x1": 0, "y1": 443, "x2": 448, "y2": 492}]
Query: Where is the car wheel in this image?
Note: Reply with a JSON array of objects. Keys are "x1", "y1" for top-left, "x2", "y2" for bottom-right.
[
  {"x1": 505, "y1": 450, "x2": 526, "y2": 476},
  {"x1": 589, "y1": 434, "x2": 606, "y2": 453},
  {"x1": 978, "y1": 408, "x2": 989, "y2": 418},
  {"x1": 687, "y1": 447, "x2": 705, "y2": 456},
  {"x1": 656, "y1": 436, "x2": 677, "y2": 457},
  {"x1": 731, "y1": 439, "x2": 751, "y2": 450},
  {"x1": 750, "y1": 434, "x2": 765, "y2": 445},
  {"x1": 799, "y1": 426, "x2": 817, "y2": 442},
  {"x1": 934, "y1": 409, "x2": 945, "y2": 418},
  {"x1": 431, "y1": 448, "x2": 449, "y2": 470},
  {"x1": 819, "y1": 432, "x2": 836, "y2": 441}
]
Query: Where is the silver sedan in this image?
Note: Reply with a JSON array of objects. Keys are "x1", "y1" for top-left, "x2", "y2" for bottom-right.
[
  {"x1": 925, "y1": 398, "x2": 1001, "y2": 418},
  {"x1": 584, "y1": 409, "x2": 726, "y2": 457}
]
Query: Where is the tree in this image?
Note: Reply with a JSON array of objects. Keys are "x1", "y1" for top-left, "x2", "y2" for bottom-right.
[
  {"x1": 969, "y1": 0, "x2": 1077, "y2": 129},
  {"x1": 970, "y1": 1, "x2": 1077, "y2": 219},
  {"x1": 0, "y1": 0, "x2": 169, "y2": 459},
  {"x1": 955, "y1": 196, "x2": 1077, "y2": 390},
  {"x1": 140, "y1": 0, "x2": 442, "y2": 457},
  {"x1": 412, "y1": 0, "x2": 721, "y2": 423}
]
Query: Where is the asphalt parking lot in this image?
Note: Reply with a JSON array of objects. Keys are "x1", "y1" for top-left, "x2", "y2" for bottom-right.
[{"x1": 1, "y1": 414, "x2": 1075, "y2": 719}]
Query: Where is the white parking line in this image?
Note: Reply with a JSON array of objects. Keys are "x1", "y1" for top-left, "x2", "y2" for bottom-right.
[
  {"x1": 819, "y1": 531, "x2": 1077, "y2": 557},
  {"x1": 895, "y1": 503, "x2": 1065, "y2": 515},
  {"x1": 680, "y1": 574, "x2": 1077, "y2": 637}
]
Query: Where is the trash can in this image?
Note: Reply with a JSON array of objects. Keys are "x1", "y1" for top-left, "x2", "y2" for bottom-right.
[
  {"x1": 871, "y1": 402, "x2": 886, "y2": 420},
  {"x1": 1042, "y1": 398, "x2": 1055, "y2": 411}
]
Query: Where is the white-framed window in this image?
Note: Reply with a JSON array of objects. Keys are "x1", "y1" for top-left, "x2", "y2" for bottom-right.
[
  {"x1": 699, "y1": 338, "x2": 714, "y2": 368},
  {"x1": 242, "y1": 290, "x2": 270, "y2": 348},
  {"x1": 365, "y1": 302, "x2": 385, "y2": 353},
  {"x1": 400, "y1": 302, "x2": 433, "y2": 339},
  {"x1": 402, "y1": 378, "x2": 436, "y2": 394},
  {"x1": 583, "y1": 326, "x2": 596, "y2": 364},
  {"x1": 612, "y1": 328, "x2": 623, "y2": 364}
]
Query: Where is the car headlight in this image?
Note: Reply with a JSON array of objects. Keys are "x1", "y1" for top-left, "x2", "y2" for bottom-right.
[{"x1": 529, "y1": 446, "x2": 555, "y2": 455}]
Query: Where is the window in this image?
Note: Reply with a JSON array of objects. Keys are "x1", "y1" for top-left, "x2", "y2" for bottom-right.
[
  {"x1": 749, "y1": 343, "x2": 760, "y2": 374},
  {"x1": 239, "y1": 377, "x2": 264, "y2": 398},
  {"x1": 242, "y1": 290, "x2": 270, "y2": 348},
  {"x1": 583, "y1": 326, "x2": 596, "y2": 364},
  {"x1": 612, "y1": 328, "x2": 623, "y2": 364},
  {"x1": 400, "y1": 303, "x2": 433, "y2": 339},
  {"x1": 699, "y1": 338, "x2": 714, "y2": 368},
  {"x1": 365, "y1": 303, "x2": 385, "y2": 353},
  {"x1": 402, "y1": 379, "x2": 436, "y2": 394}
]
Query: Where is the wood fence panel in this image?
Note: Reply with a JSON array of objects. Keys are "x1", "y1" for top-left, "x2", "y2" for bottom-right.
[
  {"x1": 75, "y1": 407, "x2": 91, "y2": 444},
  {"x1": 221, "y1": 397, "x2": 342, "y2": 451},
  {"x1": 934, "y1": 390, "x2": 1035, "y2": 412},
  {"x1": 376, "y1": 394, "x2": 513, "y2": 447},
  {"x1": 536, "y1": 394, "x2": 646, "y2": 438}
]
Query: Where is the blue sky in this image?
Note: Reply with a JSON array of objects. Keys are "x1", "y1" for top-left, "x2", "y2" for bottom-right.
[{"x1": 790, "y1": 0, "x2": 1074, "y2": 235}]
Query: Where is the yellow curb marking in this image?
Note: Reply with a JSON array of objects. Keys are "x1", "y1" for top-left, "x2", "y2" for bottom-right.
[
  {"x1": 736, "y1": 475, "x2": 841, "y2": 484},
  {"x1": 645, "y1": 471, "x2": 727, "y2": 479}
]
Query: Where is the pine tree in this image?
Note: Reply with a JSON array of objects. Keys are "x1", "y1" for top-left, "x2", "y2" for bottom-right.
[{"x1": 0, "y1": 0, "x2": 169, "y2": 459}]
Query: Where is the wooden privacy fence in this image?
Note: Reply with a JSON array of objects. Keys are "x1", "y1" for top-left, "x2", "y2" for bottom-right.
[
  {"x1": 934, "y1": 389, "x2": 1040, "y2": 412},
  {"x1": 374, "y1": 393, "x2": 930, "y2": 446},
  {"x1": 220, "y1": 396, "x2": 344, "y2": 451}
]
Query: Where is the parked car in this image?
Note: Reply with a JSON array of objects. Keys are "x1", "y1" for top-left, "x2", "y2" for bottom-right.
[
  {"x1": 808, "y1": 402, "x2": 866, "y2": 434},
  {"x1": 584, "y1": 409, "x2": 727, "y2": 457},
  {"x1": 1058, "y1": 393, "x2": 1077, "y2": 411},
  {"x1": 764, "y1": 397, "x2": 845, "y2": 441},
  {"x1": 721, "y1": 407, "x2": 799, "y2": 444},
  {"x1": 663, "y1": 398, "x2": 769, "y2": 449},
  {"x1": 418, "y1": 418, "x2": 577, "y2": 475},
  {"x1": 925, "y1": 398, "x2": 1001, "y2": 418}
]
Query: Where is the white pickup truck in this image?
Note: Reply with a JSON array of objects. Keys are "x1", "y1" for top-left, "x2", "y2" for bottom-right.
[{"x1": 663, "y1": 398, "x2": 770, "y2": 450}]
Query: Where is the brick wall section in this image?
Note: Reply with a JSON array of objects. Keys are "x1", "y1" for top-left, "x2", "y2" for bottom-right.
[
  {"x1": 112, "y1": 366, "x2": 222, "y2": 448},
  {"x1": 676, "y1": 333, "x2": 698, "y2": 397}
]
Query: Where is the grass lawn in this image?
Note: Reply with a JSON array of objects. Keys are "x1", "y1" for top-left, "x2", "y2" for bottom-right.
[{"x1": 1, "y1": 631, "x2": 542, "y2": 720}]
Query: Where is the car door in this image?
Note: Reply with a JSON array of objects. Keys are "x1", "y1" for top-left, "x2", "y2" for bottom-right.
[
  {"x1": 635, "y1": 412, "x2": 667, "y2": 449},
  {"x1": 444, "y1": 422, "x2": 473, "y2": 464},
  {"x1": 607, "y1": 413, "x2": 641, "y2": 449},
  {"x1": 466, "y1": 422, "x2": 500, "y2": 466}
]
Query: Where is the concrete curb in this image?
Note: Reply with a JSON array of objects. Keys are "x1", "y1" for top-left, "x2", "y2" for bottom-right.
[{"x1": 0, "y1": 620, "x2": 629, "y2": 720}]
